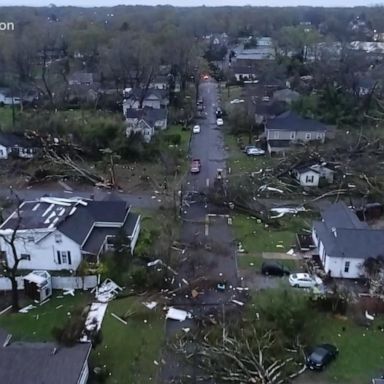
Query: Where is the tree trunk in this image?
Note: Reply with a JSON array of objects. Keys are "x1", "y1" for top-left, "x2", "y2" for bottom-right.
[{"x1": 10, "y1": 275, "x2": 19, "y2": 311}]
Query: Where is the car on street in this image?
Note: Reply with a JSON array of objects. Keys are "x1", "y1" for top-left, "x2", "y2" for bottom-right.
[
  {"x1": 190, "y1": 159, "x2": 201, "y2": 174},
  {"x1": 246, "y1": 147, "x2": 265, "y2": 156},
  {"x1": 203, "y1": 74, "x2": 209, "y2": 80},
  {"x1": 289, "y1": 273, "x2": 323, "y2": 289},
  {"x1": 261, "y1": 261, "x2": 290, "y2": 276},
  {"x1": 193, "y1": 125, "x2": 201, "y2": 134},
  {"x1": 306, "y1": 344, "x2": 338, "y2": 370},
  {"x1": 216, "y1": 118, "x2": 224, "y2": 126},
  {"x1": 215, "y1": 107, "x2": 223, "y2": 118}
]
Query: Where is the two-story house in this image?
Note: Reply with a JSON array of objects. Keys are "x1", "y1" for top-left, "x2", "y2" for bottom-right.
[
  {"x1": 125, "y1": 108, "x2": 168, "y2": 142},
  {"x1": 122, "y1": 88, "x2": 169, "y2": 113},
  {"x1": 265, "y1": 111, "x2": 327, "y2": 155},
  {"x1": 0, "y1": 197, "x2": 141, "y2": 272},
  {"x1": 312, "y1": 202, "x2": 384, "y2": 279}
]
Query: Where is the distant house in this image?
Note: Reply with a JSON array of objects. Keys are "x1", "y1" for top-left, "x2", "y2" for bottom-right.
[
  {"x1": 0, "y1": 133, "x2": 41, "y2": 160},
  {"x1": 0, "y1": 328, "x2": 91, "y2": 384},
  {"x1": 123, "y1": 88, "x2": 169, "y2": 112},
  {"x1": 125, "y1": 107, "x2": 168, "y2": 142},
  {"x1": 233, "y1": 38, "x2": 275, "y2": 66},
  {"x1": 272, "y1": 88, "x2": 300, "y2": 104},
  {"x1": 231, "y1": 64, "x2": 258, "y2": 82},
  {"x1": 292, "y1": 164, "x2": 335, "y2": 187},
  {"x1": 312, "y1": 202, "x2": 384, "y2": 279},
  {"x1": 0, "y1": 88, "x2": 21, "y2": 106},
  {"x1": 149, "y1": 75, "x2": 170, "y2": 90},
  {"x1": 265, "y1": 111, "x2": 327, "y2": 155},
  {"x1": 0, "y1": 196, "x2": 141, "y2": 271},
  {"x1": 68, "y1": 72, "x2": 94, "y2": 86}
]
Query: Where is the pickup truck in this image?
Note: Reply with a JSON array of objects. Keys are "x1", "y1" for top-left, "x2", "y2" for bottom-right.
[{"x1": 190, "y1": 159, "x2": 201, "y2": 173}]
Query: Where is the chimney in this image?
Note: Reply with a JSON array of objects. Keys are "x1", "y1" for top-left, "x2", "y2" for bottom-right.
[{"x1": 331, "y1": 227, "x2": 337, "y2": 237}]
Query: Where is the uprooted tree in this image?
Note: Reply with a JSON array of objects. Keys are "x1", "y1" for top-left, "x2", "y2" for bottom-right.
[{"x1": 173, "y1": 289, "x2": 316, "y2": 383}]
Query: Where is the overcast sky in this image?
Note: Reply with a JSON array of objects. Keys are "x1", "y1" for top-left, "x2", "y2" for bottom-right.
[{"x1": 0, "y1": 0, "x2": 381, "y2": 7}]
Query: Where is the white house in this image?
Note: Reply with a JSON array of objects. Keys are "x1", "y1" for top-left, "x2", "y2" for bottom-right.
[
  {"x1": 0, "y1": 196, "x2": 141, "y2": 272},
  {"x1": 312, "y1": 202, "x2": 384, "y2": 279},
  {"x1": 0, "y1": 133, "x2": 41, "y2": 160},
  {"x1": 123, "y1": 88, "x2": 169, "y2": 112},
  {"x1": 0, "y1": 88, "x2": 21, "y2": 106},
  {"x1": 292, "y1": 164, "x2": 334, "y2": 187}
]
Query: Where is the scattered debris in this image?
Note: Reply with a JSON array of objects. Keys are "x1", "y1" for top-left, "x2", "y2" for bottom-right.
[
  {"x1": 55, "y1": 304, "x2": 63, "y2": 310},
  {"x1": 96, "y1": 279, "x2": 123, "y2": 303},
  {"x1": 19, "y1": 304, "x2": 36, "y2": 313},
  {"x1": 166, "y1": 307, "x2": 192, "y2": 321},
  {"x1": 287, "y1": 249, "x2": 295, "y2": 256},
  {"x1": 270, "y1": 206, "x2": 306, "y2": 218},
  {"x1": 365, "y1": 310, "x2": 375, "y2": 321},
  {"x1": 143, "y1": 301, "x2": 158, "y2": 310},
  {"x1": 111, "y1": 312, "x2": 128, "y2": 325},
  {"x1": 259, "y1": 185, "x2": 284, "y2": 194},
  {"x1": 63, "y1": 289, "x2": 75, "y2": 297},
  {"x1": 0, "y1": 306, "x2": 12, "y2": 316},
  {"x1": 232, "y1": 300, "x2": 245, "y2": 307},
  {"x1": 147, "y1": 259, "x2": 178, "y2": 276},
  {"x1": 182, "y1": 327, "x2": 190, "y2": 333}
]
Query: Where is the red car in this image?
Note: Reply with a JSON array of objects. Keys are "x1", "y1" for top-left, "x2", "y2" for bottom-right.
[{"x1": 190, "y1": 159, "x2": 201, "y2": 173}]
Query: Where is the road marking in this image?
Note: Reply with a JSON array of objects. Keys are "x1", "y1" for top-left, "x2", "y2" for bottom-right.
[
  {"x1": 206, "y1": 178, "x2": 210, "y2": 187},
  {"x1": 205, "y1": 215, "x2": 209, "y2": 236}
]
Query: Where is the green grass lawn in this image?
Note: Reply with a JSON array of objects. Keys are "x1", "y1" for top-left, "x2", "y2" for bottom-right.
[
  {"x1": 0, "y1": 292, "x2": 91, "y2": 341},
  {"x1": 220, "y1": 85, "x2": 243, "y2": 109},
  {"x1": 237, "y1": 253, "x2": 299, "y2": 270},
  {"x1": 313, "y1": 315, "x2": 384, "y2": 383},
  {"x1": 0, "y1": 106, "x2": 18, "y2": 130},
  {"x1": 91, "y1": 296, "x2": 165, "y2": 383}
]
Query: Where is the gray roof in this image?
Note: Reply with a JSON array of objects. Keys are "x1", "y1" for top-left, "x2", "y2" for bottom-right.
[
  {"x1": 267, "y1": 111, "x2": 328, "y2": 132},
  {"x1": 82, "y1": 211, "x2": 140, "y2": 255},
  {"x1": 231, "y1": 64, "x2": 258, "y2": 75},
  {"x1": 314, "y1": 202, "x2": 384, "y2": 260},
  {"x1": 126, "y1": 88, "x2": 168, "y2": 102},
  {"x1": 0, "y1": 336, "x2": 91, "y2": 384},
  {"x1": 0, "y1": 133, "x2": 39, "y2": 148},
  {"x1": 125, "y1": 107, "x2": 167, "y2": 127}
]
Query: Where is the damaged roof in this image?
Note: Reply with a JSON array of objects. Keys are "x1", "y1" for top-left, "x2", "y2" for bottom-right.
[{"x1": 267, "y1": 111, "x2": 328, "y2": 132}]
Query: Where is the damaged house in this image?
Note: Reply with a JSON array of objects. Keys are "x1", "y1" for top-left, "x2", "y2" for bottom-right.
[
  {"x1": 122, "y1": 88, "x2": 169, "y2": 112},
  {"x1": 0, "y1": 197, "x2": 141, "y2": 272},
  {"x1": 312, "y1": 202, "x2": 384, "y2": 279},
  {"x1": 291, "y1": 163, "x2": 335, "y2": 187}
]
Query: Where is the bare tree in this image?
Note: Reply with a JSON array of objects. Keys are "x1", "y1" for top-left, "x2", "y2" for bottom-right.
[{"x1": 0, "y1": 194, "x2": 27, "y2": 311}]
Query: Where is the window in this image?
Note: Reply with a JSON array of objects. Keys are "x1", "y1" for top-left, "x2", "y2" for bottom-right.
[
  {"x1": 305, "y1": 133, "x2": 312, "y2": 140},
  {"x1": 21, "y1": 254, "x2": 31, "y2": 261},
  {"x1": 273, "y1": 131, "x2": 279, "y2": 139},
  {"x1": 290, "y1": 132, "x2": 296, "y2": 140},
  {"x1": 27, "y1": 236, "x2": 34, "y2": 242},
  {"x1": 316, "y1": 133, "x2": 323, "y2": 140},
  {"x1": 54, "y1": 233, "x2": 62, "y2": 243},
  {"x1": 344, "y1": 261, "x2": 350, "y2": 273},
  {"x1": 57, "y1": 251, "x2": 72, "y2": 265},
  {"x1": 305, "y1": 175, "x2": 314, "y2": 183}
]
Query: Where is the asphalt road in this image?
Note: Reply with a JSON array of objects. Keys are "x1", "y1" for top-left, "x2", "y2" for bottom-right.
[{"x1": 159, "y1": 79, "x2": 241, "y2": 383}]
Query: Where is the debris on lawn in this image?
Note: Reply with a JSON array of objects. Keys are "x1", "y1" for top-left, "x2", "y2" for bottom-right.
[
  {"x1": 81, "y1": 302, "x2": 108, "y2": 342},
  {"x1": 63, "y1": 289, "x2": 75, "y2": 297},
  {"x1": 365, "y1": 310, "x2": 375, "y2": 321},
  {"x1": 56, "y1": 304, "x2": 63, "y2": 309},
  {"x1": 232, "y1": 300, "x2": 245, "y2": 306},
  {"x1": 143, "y1": 301, "x2": 158, "y2": 310},
  {"x1": 270, "y1": 206, "x2": 306, "y2": 219},
  {"x1": 19, "y1": 304, "x2": 36, "y2": 313},
  {"x1": 0, "y1": 305, "x2": 12, "y2": 316},
  {"x1": 237, "y1": 242, "x2": 245, "y2": 253},
  {"x1": 96, "y1": 279, "x2": 123, "y2": 303},
  {"x1": 182, "y1": 327, "x2": 190, "y2": 333},
  {"x1": 287, "y1": 249, "x2": 295, "y2": 255},
  {"x1": 147, "y1": 259, "x2": 178, "y2": 276},
  {"x1": 259, "y1": 185, "x2": 284, "y2": 194},
  {"x1": 166, "y1": 307, "x2": 192, "y2": 321},
  {"x1": 111, "y1": 312, "x2": 128, "y2": 325},
  {"x1": 276, "y1": 244, "x2": 284, "y2": 248}
]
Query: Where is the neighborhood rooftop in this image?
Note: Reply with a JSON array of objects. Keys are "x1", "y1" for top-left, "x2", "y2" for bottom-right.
[
  {"x1": 0, "y1": 330, "x2": 91, "y2": 384},
  {"x1": 267, "y1": 111, "x2": 328, "y2": 132}
]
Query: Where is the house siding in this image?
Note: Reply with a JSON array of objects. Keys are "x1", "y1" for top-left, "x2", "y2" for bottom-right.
[
  {"x1": 0, "y1": 230, "x2": 82, "y2": 271},
  {"x1": 295, "y1": 170, "x2": 320, "y2": 187},
  {"x1": 324, "y1": 256, "x2": 363, "y2": 279},
  {"x1": 0, "y1": 144, "x2": 8, "y2": 159},
  {"x1": 267, "y1": 129, "x2": 326, "y2": 142},
  {"x1": 129, "y1": 217, "x2": 141, "y2": 254}
]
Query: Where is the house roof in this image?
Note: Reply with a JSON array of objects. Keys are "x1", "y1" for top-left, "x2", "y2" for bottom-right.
[
  {"x1": 253, "y1": 100, "x2": 287, "y2": 117},
  {"x1": 0, "y1": 133, "x2": 39, "y2": 148},
  {"x1": 0, "y1": 336, "x2": 91, "y2": 384},
  {"x1": 314, "y1": 202, "x2": 384, "y2": 260},
  {"x1": 125, "y1": 88, "x2": 168, "y2": 102},
  {"x1": 125, "y1": 107, "x2": 167, "y2": 127},
  {"x1": 231, "y1": 64, "x2": 258, "y2": 75},
  {"x1": 82, "y1": 212, "x2": 139, "y2": 255},
  {"x1": 68, "y1": 71, "x2": 93, "y2": 84},
  {"x1": 0, "y1": 198, "x2": 130, "y2": 247},
  {"x1": 266, "y1": 111, "x2": 328, "y2": 132}
]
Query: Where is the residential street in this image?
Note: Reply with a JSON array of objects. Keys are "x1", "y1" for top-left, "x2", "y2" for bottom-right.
[{"x1": 159, "y1": 79, "x2": 241, "y2": 383}]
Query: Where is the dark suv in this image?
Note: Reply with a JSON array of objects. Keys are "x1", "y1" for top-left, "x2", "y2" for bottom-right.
[{"x1": 261, "y1": 261, "x2": 290, "y2": 276}]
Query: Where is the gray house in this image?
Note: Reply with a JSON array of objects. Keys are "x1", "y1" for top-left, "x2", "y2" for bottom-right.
[
  {"x1": 0, "y1": 328, "x2": 92, "y2": 384},
  {"x1": 265, "y1": 111, "x2": 327, "y2": 155},
  {"x1": 312, "y1": 202, "x2": 384, "y2": 279},
  {"x1": 123, "y1": 88, "x2": 169, "y2": 112},
  {"x1": 125, "y1": 108, "x2": 168, "y2": 142},
  {"x1": 68, "y1": 72, "x2": 94, "y2": 86}
]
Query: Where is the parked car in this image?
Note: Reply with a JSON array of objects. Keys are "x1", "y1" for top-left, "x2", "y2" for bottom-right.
[
  {"x1": 193, "y1": 125, "x2": 201, "y2": 134},
  {"x1": 247, "y1": 147, "x2": 265, "y2": 156},
  {"x1": 242, "y1": 145, "x2": 256, "y2": 153},
  {"x1": 216, "y1": 107, "x2": 223, "y2": 118},
  {"x1": 203, "y1": 74, "x2": 209, "y2": 80},
  {"x1": 216, "y1": 118, "x2": 224, "y2": 126},
  {"x1": 289, "y1": 273, "x2": 322, "y2": 288},
  {"x1": 261, "y1": 261, "x2": 290, "y2": 276},
  {"x1": 306, "y1": 344, "x2": 338, "y2": 370},
  {"x1": 190, "y1": 159, "x2": 201, "y2": 174},
  {"x1": 197, "y1": 98, "x2": 203, "y2": 106}
]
